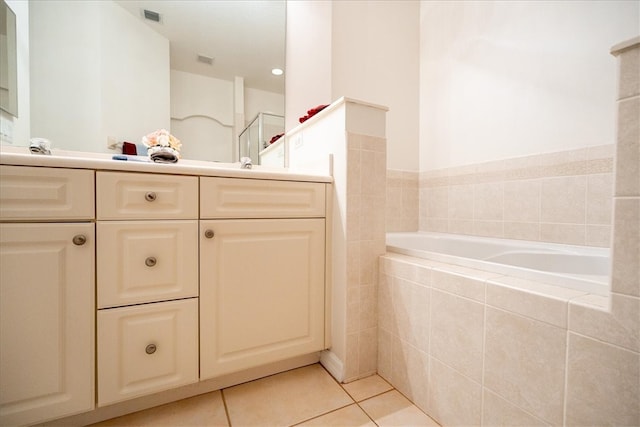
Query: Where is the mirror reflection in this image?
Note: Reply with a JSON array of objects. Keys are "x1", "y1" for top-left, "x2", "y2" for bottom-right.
[{"x1": 3, "y1": 0, "x2": 286, "y2": 164}]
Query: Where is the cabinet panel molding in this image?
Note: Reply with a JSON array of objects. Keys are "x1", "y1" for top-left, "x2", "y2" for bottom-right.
[
  {"x1": 0, "y1": 165, "x2": 94, "y2": 220},
  {"x1": 97, "y1": 221, "x2": 199, "y2": 308},
  {"x1": 200, "y1": 177, "x2": 325, "y2": 218},
  {"x1": 97, "y1": 298, "x2": 199, "y2": 406},
  {"x1": 200, "y1": 218, "x2": 326, "y2": 379},
  {"x1": 97, "y1": 172, "x2": 198, "y2": 220},
  {"x1": 0, "y1": 223, "x2": 95, "y2": 426}
]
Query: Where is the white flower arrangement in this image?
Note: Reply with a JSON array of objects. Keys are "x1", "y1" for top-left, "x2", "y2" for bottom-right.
[{"x1": 142, "y1": 129, "x2": 182, "y2": 152}]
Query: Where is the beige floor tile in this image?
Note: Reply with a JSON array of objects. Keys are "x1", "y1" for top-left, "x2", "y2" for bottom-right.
[
  {"x1": 359, "y1": 390, "x2": 440, "y2": 427},
  {"x1": 223, "y1": 364, "x2": 354, "y2": 426},
  {"x1": 342, "y1": 374, "x2": 393, "y2": 402},
  {"x1": 296, "y1": 404, "x2": 376, "y2": 427},
  {"x1": 89, "y1": 391, "x2": 228, "y2": 427}
]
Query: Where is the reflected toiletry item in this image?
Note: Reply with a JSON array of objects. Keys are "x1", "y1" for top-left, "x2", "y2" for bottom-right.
[
  {"x1": 240, "y1": 157, "x2": 253, "y2": 169},
  {"x1": 29, "y1": 138, "x2": 51, "y2": 155},
  {"x1": 112, "y1": 154, "x2": 151, "y2": 162}
]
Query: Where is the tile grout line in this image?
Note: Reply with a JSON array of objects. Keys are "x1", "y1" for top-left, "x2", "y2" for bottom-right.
[{"x1": 220, "y1": 388, "x2": 233, "y2": 427}]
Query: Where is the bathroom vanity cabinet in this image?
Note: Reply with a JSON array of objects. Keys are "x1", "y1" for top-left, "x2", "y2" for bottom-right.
[
  {"x1": 0, "y1": 162, "x2": 330, "y2": 426},
  {"x1": 0, "y1": 166, "x2": 95, "y2": 426},
  {"x1": 199, "y1": 178, "x2": 327, "y2": 378}
]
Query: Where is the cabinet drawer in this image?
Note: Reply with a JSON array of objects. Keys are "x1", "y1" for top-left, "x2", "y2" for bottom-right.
[
  {"x1": 200, "y1": 177, "x2": 325, "y2": 218},
  {"x1": 97, "y1": 298, "x2": 198, "y2": 406},
  {"x1": 97, "y1": 172, "x2": 198, "y2": 220},
  {"x1": 0, "y1": 165, "x2": 94, "y2": 221},
  {"x1": 97, "y1": 221, "x2": 198, "y2": 308}
]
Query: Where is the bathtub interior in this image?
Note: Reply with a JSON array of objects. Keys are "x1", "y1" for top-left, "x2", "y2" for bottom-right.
[{"x1": 386, "y1": 232, "x2": 610, "y2": 296}]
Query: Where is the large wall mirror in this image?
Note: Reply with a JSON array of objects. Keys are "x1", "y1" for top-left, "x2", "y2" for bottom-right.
[
  {"x1": 6, "y1": 0, "x2": 285, "y2": 163},
  {"x1": 0, "y1": 0, "x2": 17, "y2": 117}
]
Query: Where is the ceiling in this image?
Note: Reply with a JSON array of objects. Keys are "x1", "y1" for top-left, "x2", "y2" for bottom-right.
[{"x1": 115, "y1": 0, "x2": 286, "y2": 94}]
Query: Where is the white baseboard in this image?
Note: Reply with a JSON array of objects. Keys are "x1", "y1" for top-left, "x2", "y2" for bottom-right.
[{"x1": 319, "y1": 350, "x2": 344, "y2": 383}]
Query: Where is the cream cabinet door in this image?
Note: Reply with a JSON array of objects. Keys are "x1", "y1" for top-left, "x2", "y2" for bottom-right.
[
  {"x1": 200, "y1": 219, "x2": 326, "y2": 379},
  {"x1": 97, "y1": 298, "x2": 199, "y2": 406},
  {"x1": 0, "y1": 223, "x2": 95, "y2": 426}
]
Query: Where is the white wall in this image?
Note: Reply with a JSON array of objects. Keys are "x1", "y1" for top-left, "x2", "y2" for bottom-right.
[
  {"x1": 245, "y1": 87, "x2": 284, "y2": 122},
  {"x1": 331, "y1": 0, "x2": 420, "y2": 171},
  {"x1": 285, "y1": 0, "x2": 420, "y2": 171},
  {"x1": 29, "y1": 0, "x2": 169, "y2": 153},
  {"x1": 419, "y1": 0, "x2": 640, "y2": 171},
  {"x1": 285, "y1": 0, "x2": 333, "y2": 132}
]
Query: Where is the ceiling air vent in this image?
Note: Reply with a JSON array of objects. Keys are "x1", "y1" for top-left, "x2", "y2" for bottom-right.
[
  {"x1": 142, "y1": 9, "x2": 161, "y2": 23},
  {"x1": 197, "y1": 54, "x2": 214, "y2": 65}
]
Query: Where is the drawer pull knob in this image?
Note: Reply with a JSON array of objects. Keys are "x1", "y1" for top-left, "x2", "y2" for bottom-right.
[
  {"x1": 145, "y1": 344, "x2": 157, "y2": 355},
  {"x1": 72, "y1": 235, "x2": 87, "y2": 246},
  {"x1": 204, "y1": 229, "x2": 215, "y2": 239},
  {"x1": 145, "y1": 257, "x2": 157, "y2": 267},
  {"x1": 145, "y1": 192, "x2": 157, "y2": 202}
]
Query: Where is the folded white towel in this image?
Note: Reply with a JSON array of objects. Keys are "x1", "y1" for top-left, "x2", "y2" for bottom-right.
[{"x1": 148, "y1": 146, "x2": 179, "y2": 163}]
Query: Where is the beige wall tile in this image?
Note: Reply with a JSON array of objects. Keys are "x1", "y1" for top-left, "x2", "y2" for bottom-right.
[
  {"x1": 377, "y1": 328, "x2": 392, "y2": 381},
  {"x1": 358, "y1": 327, "x2": 378, "y2": 377},
  {"x1": 484, "y1": 308, "x2": 566, "y2": 425},
  {"x1": 448, "y1": 184, "x2": 474, "y2": 219},
  {"x1": 611, "y1": 198, "x2": 640, "y2": 296},
  {"x1": 392, "y1": 278, "x2": 429, "y2": 352},
  {"x1": 617, "y1": 46, "x2": 640, "y2": 99},
  {"x1": 540, "y1": 176, "x2": 586, "y2": 224},
  {"x1": 504, "y1": 179, "x2": 541, "y2": 222},
  {"x1": 586, "y1": 173, "x2": 614, "y2": 224},
  {"x1": 585, "y1": 224, "x2": 612, "y2": 247},
  {"x1": 448, "y1": 219, "x2": 474, "y2": 235},
  {"x1": 569, "y1": 293, "x2": 640, "y2": 352},
  {"x1": 348, "y1": 149, "x2": 362, "y2": 196},
  {"x1": 430, "y1": 289, "x2": 484, "y2": 382},
  {"x1": 539, "y1": 223, "x2": 585, "y2": 245},
  {"x1": 424, "y1": 187, "x2": 448, "y2": 218},
  {"x1": 565, "y1": 333, "x2": 640, "y2": 426},
  {"x1": 504, "y1": 221, "x2": 540, "y2": 241},
  {"x1": 473, "y1": 220, "x2": 504, "y2": 238},
  {"x1": 474, "y1": 182, "x2": 504, "y2": 220},
  {"x1": 485, "y1": 277, "x2": 585, "y2": 328},
  {"x1": 427, "y1": 357, "x2": 482, "y2": 427},
  {"x1": 431, "y1": 266, "x2": 496, "y2": 302},
  {"x1": 482, "y1": 389, "x2": 551, "y2": 427},
  {"x1": 422, "y1": 218, "x2": 448, "y2": 232},
  {"x1": 344, "y1": 333, "x2": 360, "y2": 382},
  {"x1": 390, "y1": 337, "x2": 428, "y2": 407},
  {"x1": 615, "y1": 97, "x2": 640, "y2": 197},
  {"x1": 378, "y1": 273, "x2": 393, "y2": 334}
]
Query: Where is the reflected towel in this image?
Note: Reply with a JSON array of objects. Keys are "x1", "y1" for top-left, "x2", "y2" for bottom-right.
[{"x1": 148, "y1": 146, "x2": 179, "y2": 163}]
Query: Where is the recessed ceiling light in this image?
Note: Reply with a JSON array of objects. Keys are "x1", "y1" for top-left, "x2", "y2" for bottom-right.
[{"x1": 271, "y1": 68, "x2": 284, "y2": 76}]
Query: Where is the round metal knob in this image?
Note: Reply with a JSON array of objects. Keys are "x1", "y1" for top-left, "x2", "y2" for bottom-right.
[
  {"x1": 145, "y1": 344, "x2": 157, "y2": 355},
  {"x1": 145, "y1": 191, "x2": 157, "y2": 202},
  {"x1": 145, "y1": 256, "x2": 157, "y2": 267},
  {"x1": 204, "y1": 229, "x2": 215, "y2": 239},
  {"x1": 72, "y1": 234, "x2": 87, "y2": 246}
]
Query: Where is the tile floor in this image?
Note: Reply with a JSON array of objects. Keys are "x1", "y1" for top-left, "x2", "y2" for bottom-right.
[{"x1": 90, "y1": 363, "x2": 440, "y2": 426}]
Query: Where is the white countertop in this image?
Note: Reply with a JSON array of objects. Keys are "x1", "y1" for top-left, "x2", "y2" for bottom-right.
[{"x1": 0, "y1": 146, "x2": 332, "y2": 183}]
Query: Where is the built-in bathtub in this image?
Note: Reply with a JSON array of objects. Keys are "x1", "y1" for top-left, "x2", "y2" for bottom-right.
[{"x1": 386, "y1": 232, "x2": 610, "y2": 296}]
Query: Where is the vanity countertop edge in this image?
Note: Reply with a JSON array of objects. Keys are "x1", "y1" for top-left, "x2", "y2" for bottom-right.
[{"x1": 0, "y1": 148, "x2": 333, "y2": 183}]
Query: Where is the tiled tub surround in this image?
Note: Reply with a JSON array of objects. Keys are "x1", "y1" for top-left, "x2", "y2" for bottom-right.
[
  {"x1": 387, "y1": 170, "x2": 419, "y2": 232},
  {"x1": 377, "y1": 37, "x2": 640, "y2": 427},
  {"x1": 378, "y1": 254, "x2": 639, "y2": 426},
  {"x1": 418, "y1": 144, "x2": 615, "y2": 247}
]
